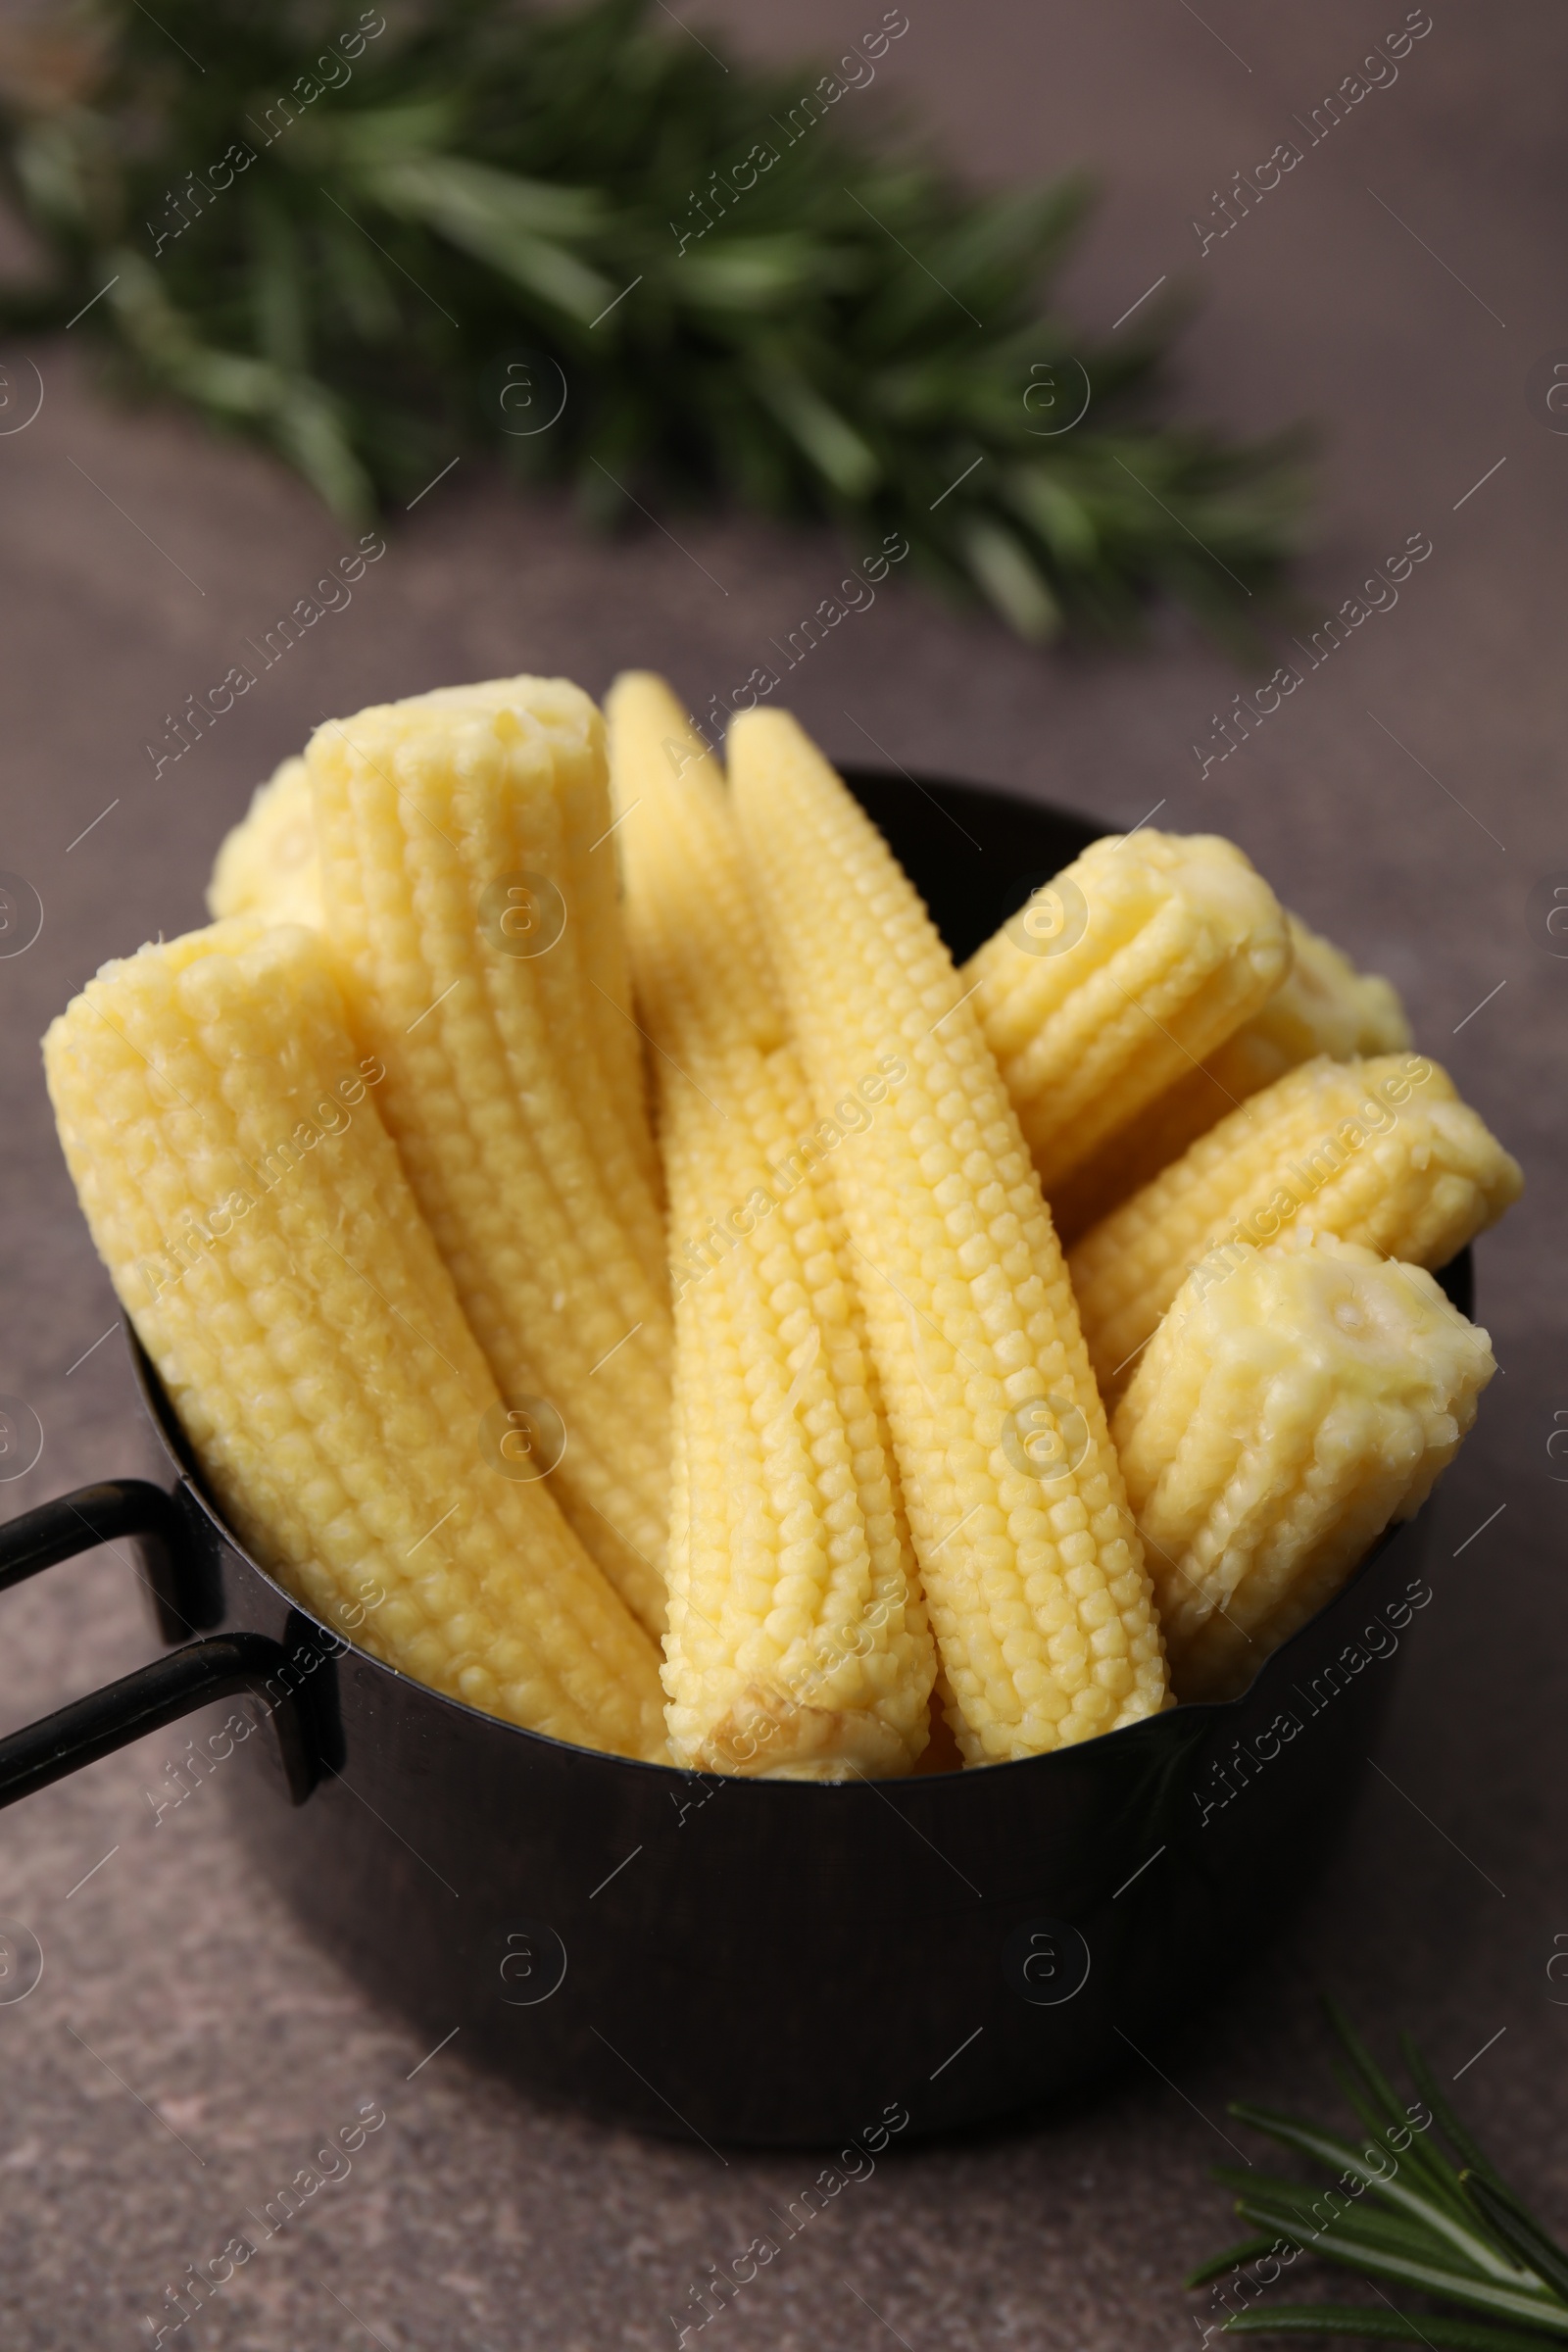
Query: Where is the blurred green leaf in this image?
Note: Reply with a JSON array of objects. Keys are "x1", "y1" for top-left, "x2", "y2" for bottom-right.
[{"x1": 0, "y1": 0, "x2": 1309, "y2": 641}]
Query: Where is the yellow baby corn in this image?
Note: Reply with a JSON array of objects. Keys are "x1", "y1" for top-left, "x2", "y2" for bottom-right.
[
  {"x1": 1218, "y1": 912, "x2": 1410, "y2": 1082},
  {"x1": 211, "y1": 702, "x2": 654, "y2": 1188},
  {"x1": 1070, "y1": 1052, "x2": 1523, "y2": 1402},
  {"x1": 607, "y1": 672, "x2": 934, "y2": 1778},
  {"x1": 208, "y1": 756, "x2": 322, "y2": 928},
  {"x1": 519, "y1": 679, "x2": 661, "y2": 1205},
  {"x1": 961, "y1": 829, "x2": 1291, "y2": 1196},
  {"x1": 1113, "y1": 1230, "x2": 1494, "y2": 1700},
  {"x1": 609, "y1": 676, "x2": 783, "y2": 1068},
  {"x1": 308, "y1": 676, "x2": 671, "y2": 1637},
  {"x1": 1050, "y1": 911, "x2": 1411, "y2": 1239},
  {"x1": 662, "y1": 1064, "x2": 935, "y2": 1776},
  {"x1": 42, "y1": 919, "x2": 667, "y2": 1761},
  {"x1": 730, "y1": 708, "x2": 1168, "y2": 1764}
]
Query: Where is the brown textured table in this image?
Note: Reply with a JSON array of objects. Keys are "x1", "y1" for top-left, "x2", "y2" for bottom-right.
[{"x1": 1, "y1": 2, "x2": 1565, "y2": 2345}]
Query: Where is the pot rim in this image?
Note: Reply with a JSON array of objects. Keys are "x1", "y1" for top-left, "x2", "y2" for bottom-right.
[{"x1": 127, "y1": 1308, "x2": 1439, "y2": 1795}]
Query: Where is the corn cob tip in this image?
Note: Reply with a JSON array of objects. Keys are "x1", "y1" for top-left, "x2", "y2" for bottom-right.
[
  {"x1": 308, "y1": 671, "x2": 604, "y2": 762},
  {"x1": 1046, "y1": 908, "x2": 1416, "y2": 1241},
  {"x1": 1114, "y1": 1229, "x2": 1494, "y2": 1700},
  {"x1": 983, "y1": 826, "x2": 1291, "y2": 985},
  {"x1": 964, "y1": 827, "x2": 1292, "y2": 1194},
  {"x1": 607, "y1": 668, "x2": 783, "y2": 1063},
  {"x1": 1124, "y1": 830, "x2": 1293, "y2": 984},
  {"x1": 44, "y1": 915, "x2": 320, "y2": 1069},
  {"x1": 208, "y1": 757, "x2": 321, "y2": 928},
  {"x1": 1070, "y1": 1051, "x2": 1521, "y2": 1403},
  {"x1": 607, "y1": 671, "x2": 720, "y2": 768},
  {"x1": 1272, "y1": 912, "x2": 1411, "y2": 1062}
]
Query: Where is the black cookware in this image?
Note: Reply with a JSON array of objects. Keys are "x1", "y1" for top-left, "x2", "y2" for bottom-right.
[{"x1": 0, "y1": 772, "x2": 1464, "y2": 2147}]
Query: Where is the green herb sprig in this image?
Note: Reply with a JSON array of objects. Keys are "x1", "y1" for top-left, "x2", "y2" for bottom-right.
[
  {"x1": 0, "y1": 0, "x2": 1306, "y2": 644},
  {"x1": 1191, "y1": 2004, "x2": 1568, "y2": 2349}
]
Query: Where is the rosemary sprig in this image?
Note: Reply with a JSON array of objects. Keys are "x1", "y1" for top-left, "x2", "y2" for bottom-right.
[
  {"x1": 1190, "y1": 2004, "x2": 1568, "y2": 2349},
  {"x1": 0, "y1": 0, "x2": 1306, "y2": 644}
]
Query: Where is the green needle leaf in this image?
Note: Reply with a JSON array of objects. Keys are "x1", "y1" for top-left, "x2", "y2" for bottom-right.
[
  {"x1": 1225, "y1": 2218, "x2": 1567, "y2": 2328},
  {"x1": 1220, "y1": 2304, "x2": 1553, "y2": 2350},
  {"x1": 1225, "y1": 2185, "x2": 1477, "y2": 2271},
  {"x1": 1226, "y1": 2104, "x2": 1533, "y2": 2286},
  {"x1": 1191, "y1": 2015, "x2": 1568, "y2": 2352},
  {"x1": 1461, "y1": 2177, "x2": 1568, "y2": 2308},
  {"x1": 1187, "y1": 2237, "x2": 1284, "y2": 2287},
  {"x1": 1402, "y1": 2039, "x2": 1513, "y2": 2193}
]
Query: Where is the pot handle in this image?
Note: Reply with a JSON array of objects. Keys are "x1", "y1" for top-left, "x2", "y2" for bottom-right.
[
  {"x1": 0, "y1": 1480, "x2": 316, "y2": 1811},
  {"x1": 0, "y1": 1633, "x2": 316, "y2": 1811},
  {"x1": 0, "y1": 1476, "x2": 220, "y2": 1641}
]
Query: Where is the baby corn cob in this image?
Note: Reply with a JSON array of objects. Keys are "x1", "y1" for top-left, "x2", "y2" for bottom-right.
[
  {"x1": 1114, "y1": 1231, "x2": 1494, "y2": 1700},
  {"x1": 607, "y1": 672, "x2": 934, "y2": 1777},
  {"x1": 419, "y1": 679, "x2": 658, "y2": 1200},
  {"x1": 1219, "y1": 912, "x2": 1410, "y2": 1081},
  {"x1": 1071, "y1": 1052, "x2": 1523, "y2": 1403},
  {"x1": 609, "y1": 678, "x2": 783, "y2": 1067},
  {"x1": 308, "y1": 677, "x2": 671, "y2": 1637},
  {"x1": 730, "y1": 708, "x2": 1168, "y2": 1764},
  {"x1": 961, "y1": 829, "x2": 1292, "y2": 1195},
  {"x1": 1049, "y1": 911, "x2": 1411, "y2": 1240},
  {"x1": 42, "y1": 919, "x2": 667, "y2": 1760},
  {"x1": 208, "y1": 756, "x2": 322, "y2": 928}
]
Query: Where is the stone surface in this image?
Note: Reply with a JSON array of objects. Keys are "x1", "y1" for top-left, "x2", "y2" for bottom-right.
[{"x1": 0, "y1": 1, "x2": 1564, "y2": 2345}]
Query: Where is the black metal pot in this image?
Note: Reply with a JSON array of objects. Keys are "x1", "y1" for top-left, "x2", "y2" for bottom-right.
[{"x1": 0, "y1": 773, "x2": 1467, "y2": 2149}]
